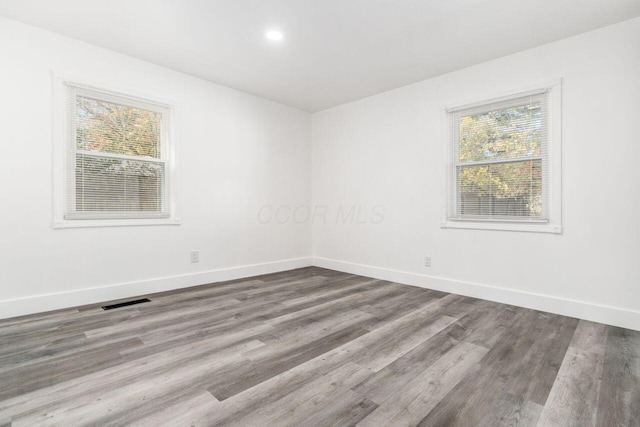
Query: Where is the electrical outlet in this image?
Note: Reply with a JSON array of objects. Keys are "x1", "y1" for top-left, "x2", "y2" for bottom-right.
[
  {"x1": 424, "y1": 256, "x2": 431, "y2": 267},
  {"x1": 190, "y1": 251, "x2": 199, "y2": 263}
]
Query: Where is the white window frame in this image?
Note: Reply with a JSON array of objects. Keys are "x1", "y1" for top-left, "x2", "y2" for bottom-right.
[
  {"x1": 441, "y1": 79, "x2": 562, "y2": 234},
  {"x1": 52, "y1": 73, "x2": 180, "y2": 228}
]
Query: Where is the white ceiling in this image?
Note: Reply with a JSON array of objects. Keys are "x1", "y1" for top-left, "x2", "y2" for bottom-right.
[{"x1": 1, "y1": 0, "x2": 639, "y2": 112}]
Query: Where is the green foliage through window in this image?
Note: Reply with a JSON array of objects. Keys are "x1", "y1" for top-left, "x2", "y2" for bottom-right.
[
  {"x1": 454, "y1": 97, "x2": 546, "y2": 218},
  {"x1": 73, "y1": 93, "x2": 166, "y2": 214},
  {"x1": 76, "y1": 96, "x2": 162, "y2": 158}
]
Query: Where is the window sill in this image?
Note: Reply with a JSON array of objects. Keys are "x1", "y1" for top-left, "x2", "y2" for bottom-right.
[
  {"x1": 440, "y1": 220, "x2": 562, "y2": 234},
  {"x1": 53, "y1": 218, "x2": 181, "y2": 229}
]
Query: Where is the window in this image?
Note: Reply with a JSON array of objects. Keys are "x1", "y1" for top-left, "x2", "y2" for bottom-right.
[
  {"x1": 443, "y1": 82, "x2": 561, "y2": 233},
  {"x1": 54, "y1": 79, "x2": 177, "y2": 227}
]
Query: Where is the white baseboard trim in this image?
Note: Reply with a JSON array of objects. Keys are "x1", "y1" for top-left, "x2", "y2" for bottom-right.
[
  {"x1": 0, "y1": 257, "x2": 313, "y2": 320},
  {"x1": 5, "y1": 255, "x2": 638, "y2": 331},
  {"x1": 313, "y1": 257, "x2": 640, "y2": 331}
]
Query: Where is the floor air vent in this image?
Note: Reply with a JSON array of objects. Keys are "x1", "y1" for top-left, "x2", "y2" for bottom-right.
[{"x1": 101, "y1": 298, "x2": 151, "y2": 310}]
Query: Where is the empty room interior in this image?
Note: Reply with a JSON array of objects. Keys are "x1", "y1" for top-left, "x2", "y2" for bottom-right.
[{"x1": 1, "y1": 1, "x2": 640, "y2": 426}]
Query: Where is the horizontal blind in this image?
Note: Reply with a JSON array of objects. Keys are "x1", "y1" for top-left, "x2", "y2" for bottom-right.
[
  {"x1": 64, "y1": 83, "x2": 170, "y2": 220},
  {"x1": 449, "y1": 92, "x2": 549, "y2": 221}
]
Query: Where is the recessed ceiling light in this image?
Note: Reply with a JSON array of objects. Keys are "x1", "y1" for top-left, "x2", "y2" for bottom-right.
[{"x1": 265, "y1": 30, "x2": 284, "y2": 41}]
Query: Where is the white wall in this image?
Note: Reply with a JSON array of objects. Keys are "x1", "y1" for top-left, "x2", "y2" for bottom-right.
[
  {"x1": 312, "y1": 18, "x2": 640, "y2": 330},
  {"x1": 2, "y1": 15, "x2": 639, "y2": 330},
  {"x1": 0, "y1": 17, "x2": 312, "y2": 317}
]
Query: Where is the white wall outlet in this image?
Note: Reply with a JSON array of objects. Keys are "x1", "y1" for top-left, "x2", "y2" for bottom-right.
[
  {"x1": 424, "y1": 256, "x2": 431, "y2": 267},
  {"x1": 190, "y1": 251, "x2": 199, "y2": 263}
]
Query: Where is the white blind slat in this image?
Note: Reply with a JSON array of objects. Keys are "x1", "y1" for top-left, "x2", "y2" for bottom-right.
[
  {"x1": 64, "y1": 83, "x2": 170, "y2": 220},
  {"x1": 449, "y1": 92, "x2": 549, "y2": 221}
]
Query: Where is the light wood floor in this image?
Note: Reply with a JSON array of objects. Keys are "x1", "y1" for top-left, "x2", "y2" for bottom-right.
[{"x1": 1, "y1": 267, "x2": 639, "y2": 426}]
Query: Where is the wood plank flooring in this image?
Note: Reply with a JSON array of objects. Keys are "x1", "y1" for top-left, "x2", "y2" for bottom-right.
[{"x1": 1, "y1": 267, "x2": 639, "y2": 426}]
